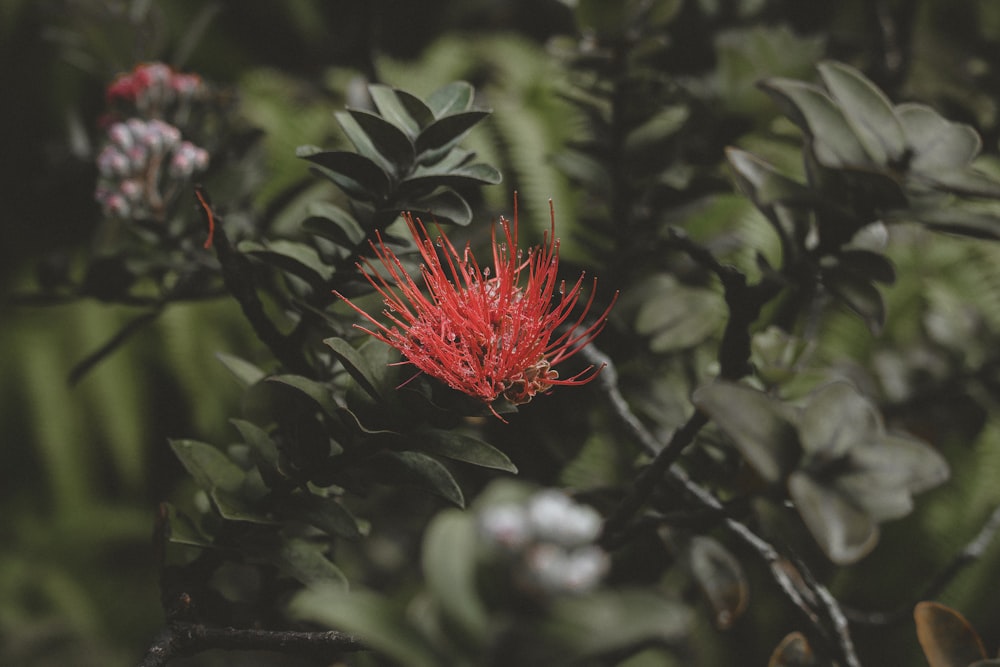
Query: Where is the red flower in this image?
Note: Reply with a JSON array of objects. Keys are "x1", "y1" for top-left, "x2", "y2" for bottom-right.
[{"x1": 335, "y1": 201, "x2": 617, "y2": 418}]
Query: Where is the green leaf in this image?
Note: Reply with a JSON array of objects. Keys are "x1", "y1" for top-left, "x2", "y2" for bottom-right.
[
  {"x1": 914, "y1": 601, "x2": 988, "y2": 667},
  {"x1": 897, "y1": 103, "x2": 981, "y2": 171},
  {"x1": 541, "y1": 590, "x2": 692, "y2": 661},
  {"x1": 398, "y1": 187, "x2": 473, "y2": 226},
  {"x1": 211, "y1": 488, "x2": 277, "y2": 524},
  {"x1": 230, "y1": 418, "x2": 279, "y2": 467},
  {"x1": 726, "y1": 148, "x2": 813, "y2": 207},
  {"x1": 422, "y1": 509, "x2": 490, "y2": 643},
  {"x1": 300, "y1": 148, "x2": 391, "y2": 200},
  {"x1": 818, "y1": 61, "x2": 906, "y2": 165},
  {"x1": 760, "y1": 79, "x2": 870, "y2": 168},
  {"x1": 416, "y1": 110, "x2": 491, "y2": 158},
  {"x1": 302, "y1": 201, "x2": 365, "y2": 248},
  {"x1": 799, "y1": 381, "x2": 880, "y2": 460},
  {"x1": 275, "y1": 538, "x2": 348, "y2": 588},
  {"x1": 693, "y1": 381, "x2": 800, "y2": 483},
  {"x1": 399, "y1": 163, "x2": 503, "y2": 194},
  {"x1": 266, "y1": 374, "x2": 338, "y2": 416},
  {"x1": 376, "y1": 451, "x2": 464, "y2": 507},
  {"x1": 324, "y1": 337, "x2": 383, "y2": 400},
  {"x1": 624, "y1": 106, "x2": 689, "y2": 153},
  {"x1": 162, "y1": 503, "x2": 212, "y2": 547},
  {"x1": 919, "y1": 168, "x2": 1000, "y2": 199},
  {"x1": 788, "y1": 470, "x2": 878, "y2": 565},
  {"x1": 290, "y1": 493, "x2": 363, "y2": 540},
  {"x1": 823, "y1": 269, "x2": 887, "y2": 334},
  {"x1": 215, "y1": 352, "x2": 267, "y2": 387},
  {"x1": 835, "y1": 249, "x2": 896, "y2": 284},
  {"x1": 291, "y1": 586, "x2": 441, "y2": 667},
  {"x1": 347, "y1": 109, "x2": 416, "y2": 169},
  {"x1": 426, "y1": 81, "x2": 475, "y2": 118},
  {"x1": 688, "y1": 536, "x2": 748, "y2": 630},
  {"x1": 415, "y1": 429, "x2": 517, "y2": 473},
  {"x1": 635, "y1": 277, "x2": 726, "y2": 352},
  {"x1": 904, "y1": 206, "x2": 1000, "y2": 240},
  {"x1": 170, "y1": 439, "x2": 245, "y2": 494},
  {"x1": 239, "y1": 239, "x2": 333, "y2": 284},
  {"x1": 369, "y1": 84, "x2": 431, "y2": 138}
]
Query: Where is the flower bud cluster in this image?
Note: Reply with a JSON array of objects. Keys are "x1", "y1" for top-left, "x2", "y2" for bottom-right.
[
  {"x1": 95, "y1": 118, "x2": 208, "y2": 220},
  {"x1": 479, "y1": 490, "x2": 609, "y2": 595},
  {"x1": 106, "y1": 62, "x2": 204, "y2": 118}
]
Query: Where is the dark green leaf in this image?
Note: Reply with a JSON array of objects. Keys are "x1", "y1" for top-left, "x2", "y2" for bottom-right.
[
  {"x1": 426, "y1": 81, "x2": 475, "y2": 118},
  {"x1": 818, "y1": 61, "x2": 906, "y2": 165},
  {"x1": 726, "y1": 147, "x2": 813, "y2": 207},
  {"x1": 760, "y1": 79, "x2": 870, "y2": 168},
  {"x1": 291, "y1": 494, "x2": 363, "y2": 540},
  {"x1": 399, "y1": 163, "x2": 503, "y2": 194},
  {"x1": 170, "y1": 439, "x2": 245, "y2": 493},
  {"x1": 914, "y1": 601, "x2": 988, "y2": 667},
  {"x1": 422, "y1": 509, "x2": 489, "y2": 643},
  {"x1": 903, "y1": 206, "x2": 1000, "y2": 240},
  {"x1": 416, "y1": 111, "x2": 491, "y2": 158},
  {"x1": 835, "y1": 249, "x2": 896, "y2": 284},
  {"x1": 788, "y1": 470, "x2": 878, "y2": 565},
  {"x1": 275, "y1": 538, "x2": 348, "y2": 588},
  {"x1": 163, "y1": 503, "x2": 212, "y2": 547},
  {"x1": 692, "y1": 381, "x2": 800, "y2": 483},
  {"x1": 300, "y1": 149, "x2": 391, "y2": 199},
  {"x1": 211, "y1": 488, "x2": 277, "y2": 524},
  {"x1": 324, "y1": 337, "x2": 383, "y2": 400},
  {"x1": 302, "y1": 201, "x2": 365, "y2": 248},
  {"x1": 376, "y1": 451, "x2": 464, "y2": 507},
  {"x1": 230, "y1": 418, "x2": 279, "y2": 467},
  {"x1": 688, "y1": 536, "x2": 748, "y2": 630},
  {"x1": 291, "y1": 586, "x2": 441, "y2": 667},
  {"x1": 397, "y1": 188, "x2": 473, "y2": 226},
  {"x1": 823, "y1": 269, "x2": 887, "y2": 334},
  {"x1": 215, "y1": 352, "x2": 267, "y2": 387},
  {"x1": 369, "y1": 84, "x2": 428, "y2": 138},
  {"x1": 415, "y1": 429, "x2": 517, "y2": 473},
  {"x1": 266, "y1": 374, "x2": 338, "y2": 416},
  {"x1": 347, "y1": 109, "x2": 415, "y2": 169},
  {"x1": 239, "y1": 239, "x2": 333, "y2": 285}
]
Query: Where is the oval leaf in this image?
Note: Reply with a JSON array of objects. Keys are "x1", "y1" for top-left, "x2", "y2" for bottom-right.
[
  {"x1": 768, "y1": 632, "x2": 818, "y2": 667},
  {"x1": 416, "y1": 110, "x2": 491, "y2": 157},
  {"x1": 422, "y1": 509, "x2": 490, "y2": 643},
  {"x1": 426, "y1": 81, "x2": 475, "y2": 118},
  {"x1": 915, "y1": 601, "x2": 988, "y2": 667},
  {"x1": 788, "y1": 470, "x2": 878, "y2": 565},
  {"x1": 170, "y1": 439, "x2": 245, "y2": 494},
  {"x1": 415, "y1": 429, "x2": 517, "y2": 473},
  {"x1": 347, "y1": 109, "x2": 415, "y2": 169},
  {"x1": 301, "y1": 149, "x2": 391, "y2": 199},
  {"x1": 818, "y1": 61, "x2": 906, "y2": 165},
  {"x1": 692, "y1": 381, "x2": 800, "y2": 483},
  {"x1": 688, "y1": 535, "x2": 748, "y2": 630}
]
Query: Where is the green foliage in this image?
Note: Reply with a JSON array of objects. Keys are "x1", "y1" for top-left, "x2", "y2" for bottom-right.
[{"x1": 14, "y1": 2, "x2": 1000, "y2": 666}]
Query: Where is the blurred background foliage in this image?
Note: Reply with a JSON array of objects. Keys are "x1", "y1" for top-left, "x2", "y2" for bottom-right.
[{"x1": 7, "y1": 0, "x2": 1000, "y2": 665}]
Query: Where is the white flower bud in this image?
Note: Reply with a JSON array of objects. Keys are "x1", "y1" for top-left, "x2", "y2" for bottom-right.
[{"x1": 480, "y1": 504, "x2": 531, "y2": 551}]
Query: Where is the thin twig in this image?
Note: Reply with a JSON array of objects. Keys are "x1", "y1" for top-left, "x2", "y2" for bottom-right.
[
  {"x1": 139, "y1": 623, "x2": 363, "y2": 667},
  {"x1": 845, "y1": 502, "x2": 1000, "y2": 626},
  {"x1": 69, "y1": 308, "x2": 161, "y2": 385},
  {"x1": 590, "y1": 346, "x2": 862, "y2": 665}
]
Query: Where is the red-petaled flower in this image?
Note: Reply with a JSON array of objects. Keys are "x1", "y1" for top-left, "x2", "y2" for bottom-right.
[{"x1": 334, "y1": 201, "x2": 617, "y2": 418}]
